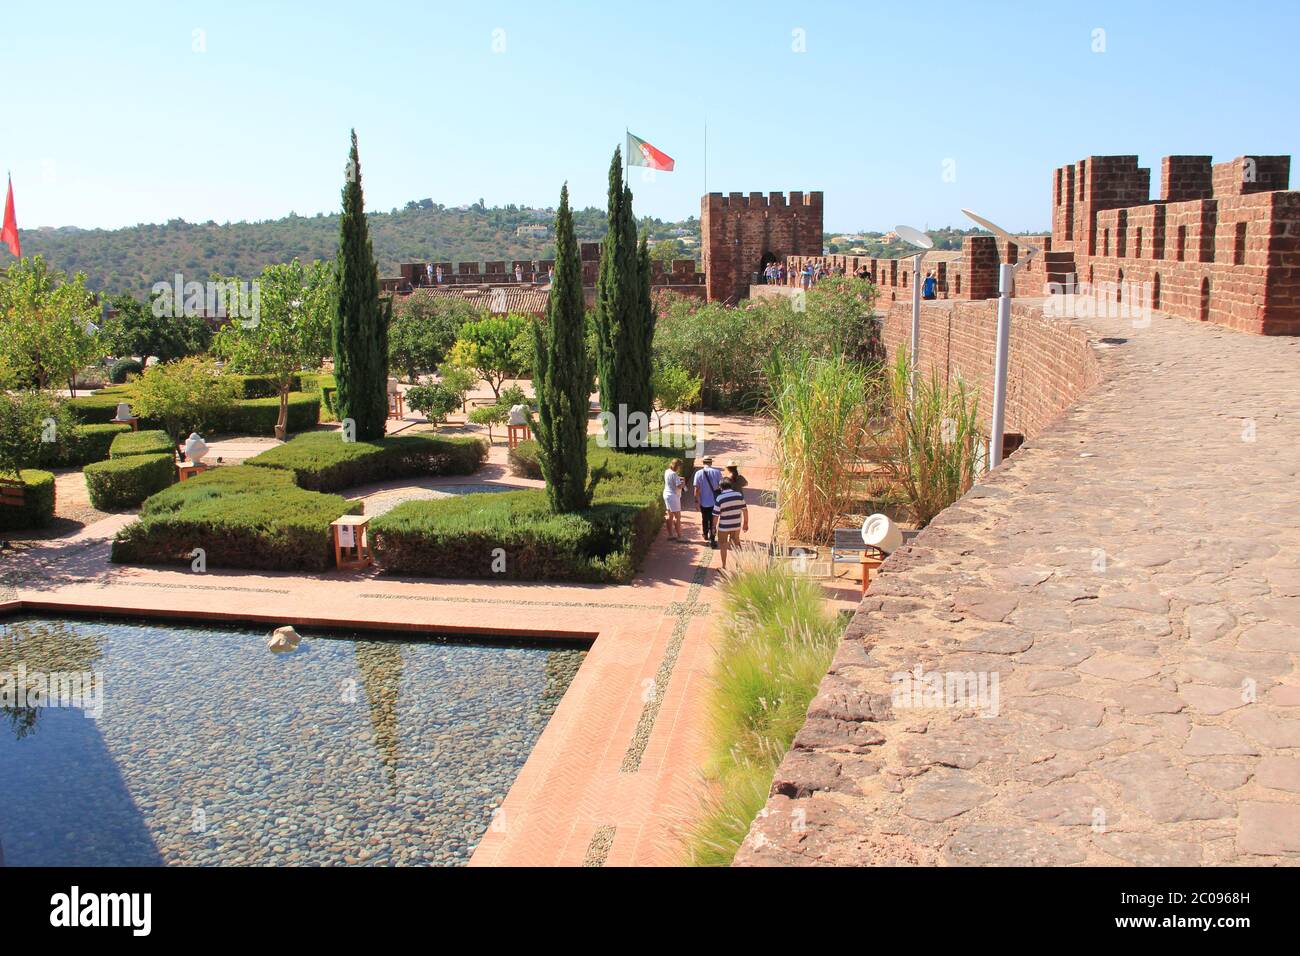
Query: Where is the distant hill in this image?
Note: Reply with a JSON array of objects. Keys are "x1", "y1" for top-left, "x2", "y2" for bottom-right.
[
  {"x1": 824, "y1": 226, "x2": 991, "y2": 259},
  {"x1": 15, "y1": 202, "x2": 702, "y2": 297}
]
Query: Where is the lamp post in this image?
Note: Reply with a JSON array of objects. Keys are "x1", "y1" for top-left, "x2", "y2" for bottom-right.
[
  {"x1": 960, "y1": 209, "x2": 1041, "y2": 469},
  {"x1": 895, "y1": 225, "x2": 933, "y2": 397}
]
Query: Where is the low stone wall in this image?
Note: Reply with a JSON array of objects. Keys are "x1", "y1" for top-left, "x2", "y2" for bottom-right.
[{"x1": 879, "y1": 297, "x2": 1102, "y2": 442}]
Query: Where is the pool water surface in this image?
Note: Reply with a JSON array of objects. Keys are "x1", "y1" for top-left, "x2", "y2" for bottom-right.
[{"x1": 0, "y1": 615, "x2": 584, "y2": 866}]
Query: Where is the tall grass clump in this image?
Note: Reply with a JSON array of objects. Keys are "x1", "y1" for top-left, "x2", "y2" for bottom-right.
[
  {"x1": 767, "y1": 351, "x2": 873, "y2": 544},
  {"x1": 870, "y1": 348, "x2": 981, "y2": 527},
  {"x1": 685, "y1": 549, "x2": 845, "y2": 866}
]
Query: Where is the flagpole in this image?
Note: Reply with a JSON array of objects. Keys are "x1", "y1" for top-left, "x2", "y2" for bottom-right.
[{"x1": 704, "y1": 123, "x2": 708, "y2": 197}]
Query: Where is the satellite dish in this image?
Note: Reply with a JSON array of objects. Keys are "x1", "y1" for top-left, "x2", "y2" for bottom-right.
[
  {"x1": 895, "y1": 224, "x2": 934, "y2": 250},
  {"x1": 961, "y1": 208, "x2": 1042, "y2": 259}
]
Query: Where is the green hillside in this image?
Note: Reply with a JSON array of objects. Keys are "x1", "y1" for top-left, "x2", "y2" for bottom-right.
[{"x1": 14, "y1": 201, "x2": 702, "y2": 297}]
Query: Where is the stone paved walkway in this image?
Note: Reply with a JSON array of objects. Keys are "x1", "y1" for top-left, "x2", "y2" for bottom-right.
[{"x1": 737, "y1": 303, "x2": 1300, "y2": 866}]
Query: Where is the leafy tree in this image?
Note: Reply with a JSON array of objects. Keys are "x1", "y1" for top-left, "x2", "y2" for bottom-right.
[
  {"x1": 213, "y1": 259, "x2": 333, "y2": 439},
  {"x1": 468, "y1": 403, "x2": 508, "y2": 445},
  {"x1": 447, "y1": 313, "x2": 530, "y2": 399},
  {"x1": 531, "y1": 183, "x2": 590, "y2": 513},
  {"x1": 388, "y1": 295, "x2": 475, "y2": 383},
  {"x1": 651, "y1": 363, "x2": 701, "y2": 431},
  {"x1": 129, "y1": 357, "x2": 241, "y2": 442},
  {"x1": 436, "y1": 361, "x2": 478, "y2": 413},
  {"x1": 102, "y1": 292, "x2": 212, "y2": 362},
  {"x1": 331, "y1": 130, "x2": 391, "y2": 441},
  {"x1": 0, "y1": 256, "x2": 102, "y2": 393},
  {"x1": 405, "y1": 382, "x2": 462, "y2": 430},
  {"x1": 651, "y1": 239, "x2": 682, "y2": 268}
]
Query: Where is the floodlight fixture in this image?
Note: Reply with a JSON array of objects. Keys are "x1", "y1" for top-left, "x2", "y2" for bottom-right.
[
  {"x1": 961, "y1": 208, "x2": 1038, "y2": 470},
  {"x1": 896, "y1": 224, "x2": 933, "y2": 398}
]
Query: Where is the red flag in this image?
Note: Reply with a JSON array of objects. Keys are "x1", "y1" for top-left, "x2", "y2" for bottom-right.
[{"x1": 2, "y1": 175, "x2": 19, "y2": 258}]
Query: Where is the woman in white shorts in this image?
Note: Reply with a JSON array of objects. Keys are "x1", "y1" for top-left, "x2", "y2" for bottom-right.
[{"x1": 662, "y1": 458, "x2": 685, "y2": 540}]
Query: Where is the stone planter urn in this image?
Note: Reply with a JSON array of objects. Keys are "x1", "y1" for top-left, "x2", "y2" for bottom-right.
[{"x1": 183, "y1": 432, "x2": 210, "y2": 465}]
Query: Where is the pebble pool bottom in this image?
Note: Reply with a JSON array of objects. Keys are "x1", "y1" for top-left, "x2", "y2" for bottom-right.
[{"x1": 0, "y1": 615, "x2": 585, "y2": 866}]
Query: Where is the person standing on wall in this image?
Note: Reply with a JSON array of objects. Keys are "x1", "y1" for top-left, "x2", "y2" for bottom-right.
[
  {"x1": 693, "y1": 455, "x2": 723, "y2": 548},
  {"x1": 923, "y1": 271, "x2": 938, "y2": 300}
]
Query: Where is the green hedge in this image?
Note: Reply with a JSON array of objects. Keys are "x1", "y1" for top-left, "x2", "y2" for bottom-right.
[
  {"x1": 109, "y1": 429, "x2": 174, "y2": 459},
  {"x1": 68, "y1": 386, "x2": 319, "y2": 437},
  {"x1": 229, "y1": 373, "x2": 303, "y2": 399},
  {"x1": 0, "y1": 470, "x2": 56, "y2": 531},
  {"x1": 509, "y1": 434, "x2": 697, "y2": 483},
  {"x1": 213, "y1": 392, "x2": 320, "y2": 435},
  {"x1": 248, "y1": 431, "x2": 486, "y2": 492},
  {"x1": 111, "y1": 465, "x2": 362, "y2": 571},
  {"x1": 84, "y1": 453, "x2": 176, "y2": 511},
  {"x1": 298, "y1": 372, "x2": 338, "y2": 422},
  {"x1": 372, "y1": 443, "x2": 679, "y2": 583},
  {"x1": 109, "y1": 357, "x2": 144, "y2": 384},
  {"x1": 36, "y1": 423, "x2": 132, "y2": 469},
  {"x1": 67, "y1": 386, "x2": 144, "y2": 425}
]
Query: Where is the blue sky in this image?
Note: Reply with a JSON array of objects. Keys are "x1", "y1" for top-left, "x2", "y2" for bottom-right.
[{"x1": 4, "y1": 0, "x2": 1297, "y2": 233}]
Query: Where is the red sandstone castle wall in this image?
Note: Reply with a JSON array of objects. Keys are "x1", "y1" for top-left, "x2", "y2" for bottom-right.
[
  {"x1": 702, "y1": 191, "x2": 823, "y2": 303},
  {"x1": 879, "y1": 298, "x2": 1102, "y2": 442},
  {"x1": 1050, "y1": 153, "x2": 1300, "y2": 335}
]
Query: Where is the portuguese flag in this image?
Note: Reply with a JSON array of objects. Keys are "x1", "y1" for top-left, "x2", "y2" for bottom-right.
[{"x1": 626, "y1": 132, "x2": 674, "y2": 172}]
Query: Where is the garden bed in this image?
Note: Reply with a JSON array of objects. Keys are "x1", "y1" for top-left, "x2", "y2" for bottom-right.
[
  {"x1": 111, "y1": 466, "x2": 361, "y2": 571},
  {"x1": 374, "y1": 441, "x2": 687, "y2": 583},
  {"x1": 84, "y1": 453, "x2": 176, "y2": 511},
  {"x1": 109, "y1": 430, "x2": 174, "y2": 459},
  {"x1": 67, "y1": 385, "x2": 321, "y2": 437},
  {"x1": 247, "y1": 431, "x2": 486, "y2": 492}
]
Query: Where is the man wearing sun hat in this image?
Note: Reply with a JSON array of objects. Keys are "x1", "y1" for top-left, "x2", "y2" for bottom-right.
[{"x1": 692, "y1": 455, "x2": 723, "y2": 547}]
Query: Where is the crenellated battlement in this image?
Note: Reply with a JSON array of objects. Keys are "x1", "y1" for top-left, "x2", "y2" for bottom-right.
[
  {"x1": 1051, "y1": 152, "x2": 1299, "y2": 334},
  {"x1": 705, "y1": 191, "x2": 824, "y2": 211}
]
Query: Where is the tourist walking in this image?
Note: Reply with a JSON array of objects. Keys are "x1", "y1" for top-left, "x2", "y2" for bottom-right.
[
  {"x1": 713, "y1": 478, "x2": 748, "y2": 570},
  {"x1": 923, "y1": 271, "x2": 937, "y2": 300},
  {"x1": 662, "y1": 458, "x2": 686, "y2": 540},
  {"x1": 723, "y1": 458, "x2": 748, "y2": 491},
  {"x1": 693, "y1": 455, "x2": 723, "y2": 547}
]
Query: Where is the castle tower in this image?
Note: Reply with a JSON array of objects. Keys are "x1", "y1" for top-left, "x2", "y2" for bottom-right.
[{"x1": 701, "y1": 191, "x2": 824, "y2": 303}]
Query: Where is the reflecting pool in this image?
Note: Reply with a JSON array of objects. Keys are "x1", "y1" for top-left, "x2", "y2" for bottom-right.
[{"x1": 0, "y1": 615, "x2": 584, "y2": 866}]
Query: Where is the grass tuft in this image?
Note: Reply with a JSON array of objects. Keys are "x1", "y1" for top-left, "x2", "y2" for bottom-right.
[{"x1": 684, "y1": 549, "x2": 845, "y2": 865}]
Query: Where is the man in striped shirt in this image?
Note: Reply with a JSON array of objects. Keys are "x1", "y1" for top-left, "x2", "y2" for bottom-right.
[{"x1": 712, "y1": 478, "x2": 748, "y2": 570}]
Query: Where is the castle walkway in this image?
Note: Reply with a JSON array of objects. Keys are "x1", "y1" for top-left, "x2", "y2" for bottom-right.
[{"x1": 738, "y1": 300, "x2": 1300, "y2": 866}]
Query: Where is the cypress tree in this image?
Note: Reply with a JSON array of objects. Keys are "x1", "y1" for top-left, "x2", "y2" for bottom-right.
[
  {"x1": 635, "y1": 231, "x2": 657, "y2": 417},
  {"x1": 532, "y1": 183, "x2": 591, "y2": 513},
  {"x1": 331, "y1": 129, "x2": 391, "y2": 442},
  {"x1": 592, "y1": 148, "x2": 650, "y2": 448}
]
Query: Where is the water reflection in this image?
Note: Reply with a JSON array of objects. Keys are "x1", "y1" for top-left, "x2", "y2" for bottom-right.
[
  {"x1": 354, "y1": 639, "x2": 404, "y2": 791},
  {"x1": 0, "y1": 619, "x2": 104, "y2": 740}
]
